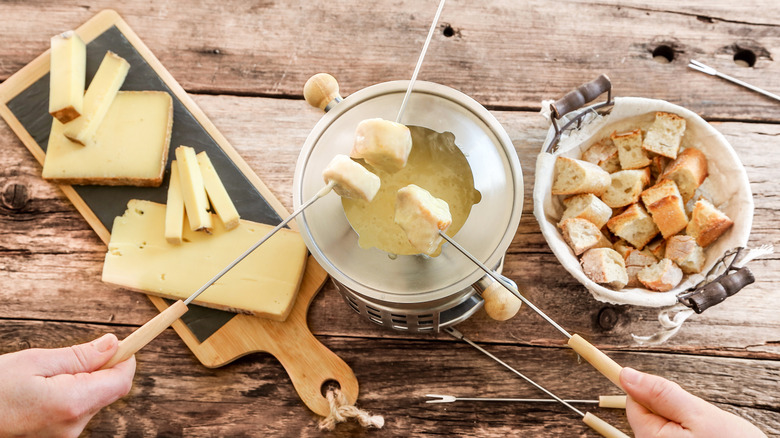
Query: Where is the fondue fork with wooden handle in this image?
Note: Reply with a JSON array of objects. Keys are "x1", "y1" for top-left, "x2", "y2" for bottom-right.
[
  {"x1": 439, "y1": 232, "x2": 625, "y2": 391},
  {"x1": 446, "y1": 326, "x2": 629, "y2": 438},
  {"x1": 100, "y1": 182, "x2": 336, "y2": 369},
  {"x1": 426, "y1": 394, "x2": 627, "y2": 409}
]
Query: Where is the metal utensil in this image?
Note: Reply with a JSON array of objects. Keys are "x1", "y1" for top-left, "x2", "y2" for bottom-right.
[
  {"x1": 444, "y1": 327, "x2": 629, "y2": 438},
  {"x1": 426, "y1": 394, "x2": 627, "y2": 409},
  {"x1": 688, "y1": 59, "x2": 780, "y2": 103},
  {"x1": 396, "y1": 0, "x2": 446, "y2": 123},
  {"x1": 438, "y1": 231, "x2": 625, "y2": 390}
]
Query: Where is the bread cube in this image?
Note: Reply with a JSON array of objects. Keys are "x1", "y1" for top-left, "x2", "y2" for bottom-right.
[
  {"x1": 552, "y1": 156, "x2": 611, "y2": 196},
  {"x1": 394, "y1": 184, "x2": 452, "y2": 255},
  {"x1": 607, "y1": 203, "x2": 659, "y2": 249},
  {"x1": 638, "y1": 259, "x2": 683, "y2": 292},
  {"x1": 612, "y1": 129, "x2": 651, "y2": 170},
  {"x1": 624, "y1": 247, "x2": 658, "y2": 288},
  {"x1": 322, "y1": 154, "x2": 381, "y2": 202},
  {"x1": 646, "y1": 237, "x2": 666, "y2": 259},
  {"x1": 641, "y1": 179, "x2": 688, "y2": 239},
  {"x1": 649, "y1": 155, "x2": 671, "y2": 183},
  {"x1": 581, "y1": 248, "x2": 628, "y2": 290},
  {"x1": 642, "y1": 112, "x2": 686, "y2": 159},
  {"x1": 665, "y1": 235, "x2": 705, "y2": 274},
  {"x1": 659, "y1": 148, "x2": 708, "y2": 202},
  {"x1": 560, "y1": 218, "x2": 612, "y2": 256},
  {"x1": 600, "y1": 169, "x2": 650, "y2": 208},
  {"x1": 559, "y1": 193, "x2": 612, "y2": 229},
  {"x1": 351, "y1": 118, "x2": 412, "y2": 174},
  {"x1": 686, "y1": 199, "x2": 734, "y2": 247},
  {"x1": 613, "y1": 240, "x2": 633, "y2": 259},
  {"x1": 582, "y1": 138, "x2": 621, "y2": 173}
]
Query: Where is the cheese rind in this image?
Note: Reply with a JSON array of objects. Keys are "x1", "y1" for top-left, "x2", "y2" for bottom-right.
[
  {"x1": 175, "y1": 146, "x2": 212, "y2": 232},
  {"x1": 42, "y1": 91, "x2": 173, "y2": 186},
  {"x1": 197, "y1": 151, "x2": 240, "y2": 230},
  {"x1": 49, "y1": 31, "x2": 86, "y2": 124},
  {"x1": 165, "y1": 161, "x2": 185, "y2": 244},
  {"x1": 63, "y1": 51, "x2": 130, "y2": 145},
  {"x1": 102, "y1": 200, "x2": 308, "y2": 319}
]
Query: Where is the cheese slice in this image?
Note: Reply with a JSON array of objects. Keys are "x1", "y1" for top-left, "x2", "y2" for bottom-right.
[
  {"x1": 63, "y1": 51, "x2": 130, "y2": 145},
  {"x1": 102, "y1": 200, "x2": 308, "y2": 319},
  {"x1": 42, "y1": 91, "x2": 173, "y2": 186},
  {"x1": 49, "y1": 31, "x2": 86, "y2": 124},
  {"x1": 197, "y1": 151, "x2": 240, "y2": 230},
  {"x1": 175, "y1": 146, "x2": 212, "y2": 232},
  {"x1": 165, "y1": 160, "x2": 186, "y2": 244}
]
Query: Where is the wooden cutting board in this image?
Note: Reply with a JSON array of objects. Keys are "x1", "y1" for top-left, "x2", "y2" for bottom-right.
[{"x1": 0, "y1": 9, "x2": 357, "y2": 416}]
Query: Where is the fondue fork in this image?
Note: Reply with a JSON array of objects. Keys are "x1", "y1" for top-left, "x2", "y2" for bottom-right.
[
  {"x1": 100, "y1": 181, "x2": 337, "y2": 369},
  {"x1": 395, "y1": 0, "x2": 447, "y2": 124},
  {"x1": 444, "y1": 327, "x2": 629, "y2": 438},
  {"x1": 688, "y1": 59, "x2": 780, "y2": 103},
  {"x1": 438, "y1": 231, "x2": 625, "y2": 390},
  {"x1": 426, "y1": 394, "x2": 627, "y2": 409}
]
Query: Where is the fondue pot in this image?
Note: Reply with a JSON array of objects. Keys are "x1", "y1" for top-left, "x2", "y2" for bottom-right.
[{"x1": 293, "y1": 75, "x2": 523, "y2": 332}]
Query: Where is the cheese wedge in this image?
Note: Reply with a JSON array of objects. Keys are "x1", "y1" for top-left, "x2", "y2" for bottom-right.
[
  {"x1": 63, "y1": 51, "x2": 130, "y2": 145},
  {"x1": 42, "y1": 91, "x2": 173, "y2": 186},
  {"x1": 102, "y1": 200, "x2": 308, "y2": 319},
  {"x1": 197, "y1": 151, "x2": 240, "y2": 230},
  {"x1": 165, "y1": 160, "x2": 186, "y2": 244},
  {"x1": 49, "y1": 31, "x2": 86, "y2": 124},
  {"x1": 175, "y1": 146, "x2": 212, "y2": 232}
]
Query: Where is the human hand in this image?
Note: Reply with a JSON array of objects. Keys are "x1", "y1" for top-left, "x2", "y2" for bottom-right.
[
  {"x1": 0, "y1": 333, "x2": 136, "y2": 438},
  {"x1": 620, "y1": 367, "x2": 766, "y2": 438}
]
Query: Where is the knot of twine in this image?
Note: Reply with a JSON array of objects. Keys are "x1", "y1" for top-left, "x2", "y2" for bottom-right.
[{"x1": 318, "y1": 386, "x2": 384, "y2": 431}]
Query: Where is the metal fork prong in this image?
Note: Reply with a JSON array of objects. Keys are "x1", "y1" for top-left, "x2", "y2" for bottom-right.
[
  {"x1": 688, "y1": 59, "x2": 717, "y2": 75},
  {"x1": 425, "y1": 394, "x2": 456, "y2": 404}
]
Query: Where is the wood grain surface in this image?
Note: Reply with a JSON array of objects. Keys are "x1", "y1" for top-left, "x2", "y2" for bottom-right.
[{"x1": 1, "y1": 1, "x2": 779, "y2": 437}]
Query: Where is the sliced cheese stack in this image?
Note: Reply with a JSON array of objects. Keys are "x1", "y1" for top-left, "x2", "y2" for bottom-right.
[
  {"x1": 63, "y1": 51, "x2": 130, "y2": 145},
  {"x1": 42, "y1": 91, "x2": 173, "y2": 186},
  {"x1": 102, "y1": 200, "x2": 308, "y2": 320},
  {"x1": 49, "y1": 31, "x2": 86, "y2": 124},
  {"x1": 166, "y1": 146, "x2": 241, "y2": 238}
]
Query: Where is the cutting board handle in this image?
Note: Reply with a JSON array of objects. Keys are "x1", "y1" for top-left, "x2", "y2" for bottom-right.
[{"x1": 260, "y1": 319, "x2": 359, "y2": 416}]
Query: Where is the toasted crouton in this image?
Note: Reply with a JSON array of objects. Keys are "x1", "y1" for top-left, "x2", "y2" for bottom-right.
[
  {"x1": 552, "y1": 157, "x2": 611, "y2": 196},
  {"x1": 660, "y1": 148, "x2": 708, "y2": 202},
  {"x1": 642, "y1": 112, "x2": 686, "y2": 159},
  {"x1": 581, "y1": 248, "x2": 628, "y2": 290},
  {"x1": 560, "y1": 218, "x2": 612, "y2": 255},
  {"x1": 638, "y1": 258, "x2": 683, "y2": 292},
  {"x1": 665, "y1": 235, "x2": 705, "y2": 274},
  {"x1": 607, "y1": 203, "x2": 659, "y2": 249},
  {"x1": 560, "y1": 193, "x2": 613, "y2": 229},
  {"x1": 612, "y1": 129, "x2": 651, "y2": 170},
  {"x1": 686, "y1": 199, "x2": 734, "y2": 247},
  {"x1": 601, "y1": 169, "x2": 650, "y2": 208}
]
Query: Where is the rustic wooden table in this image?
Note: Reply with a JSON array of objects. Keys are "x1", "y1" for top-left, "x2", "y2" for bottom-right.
[{"x1": 1, "y1": 1, "x2": 779, "y2": 436}]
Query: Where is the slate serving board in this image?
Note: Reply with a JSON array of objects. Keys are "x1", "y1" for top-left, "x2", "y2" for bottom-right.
[{"x1": 0, "y1": 9, "x2": 357, "y2": 416}]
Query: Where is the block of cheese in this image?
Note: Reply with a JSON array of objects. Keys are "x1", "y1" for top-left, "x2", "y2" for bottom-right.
[
  {"x1": 175, "y1": 146, "x2": 212, "y2": 232},
  {"x1": 63, "y1": 51, "x2": 130, "y2": 145},
  {"x1": 102, "y1": 200, "x2": 308, "y2": 320},
  {"x1": 197, "y1": 151, "x2": 240, "y2": 230},
  {"x1": 49, "y1": 31, "x2": 86, "y2": 124},
  {"x1": 42, "y1": 91, "x2": 173, "y2": 186},
  {"x1": 165, "y1": 160, "x2": 185, "y2": 244}
]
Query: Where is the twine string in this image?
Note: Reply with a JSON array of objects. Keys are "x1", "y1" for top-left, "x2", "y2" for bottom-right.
[{"x1": 318, "y1": 385, "x2": 384, "y2": 431}]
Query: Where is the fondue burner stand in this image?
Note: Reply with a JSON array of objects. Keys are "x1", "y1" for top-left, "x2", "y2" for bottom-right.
[{"x1": 294, "y1": 76, "x2": 524, "y2": 333}]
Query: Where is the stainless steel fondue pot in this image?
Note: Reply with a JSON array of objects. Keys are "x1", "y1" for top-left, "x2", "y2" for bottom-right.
[{"x1": 293, "y1": 77, "x2": 523, "y2": 332}]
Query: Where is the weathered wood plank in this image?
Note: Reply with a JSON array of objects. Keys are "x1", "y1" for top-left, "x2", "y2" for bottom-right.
[
  {"x1": 0, "y1": 320, "x2": 777, "y2": 437},
  {"x1": 2, "y1": 1, "x2": 780, "y2": 121},
  {"x1": 1, "y1": 94, "x2": 778, "y2": 359}
]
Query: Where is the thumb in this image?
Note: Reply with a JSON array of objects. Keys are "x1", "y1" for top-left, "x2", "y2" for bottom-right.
[
  {"x1": 36, "y1": 334, "x2": 119, "y2": 376},
  {"x1": 620, "y1": 367, "x2": 710, "y2": 427}
]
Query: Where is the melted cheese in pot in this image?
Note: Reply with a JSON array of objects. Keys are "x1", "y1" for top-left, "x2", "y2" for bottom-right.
[{"x1": 342, "y1": 126, "x2": 481, "y2": 256}]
